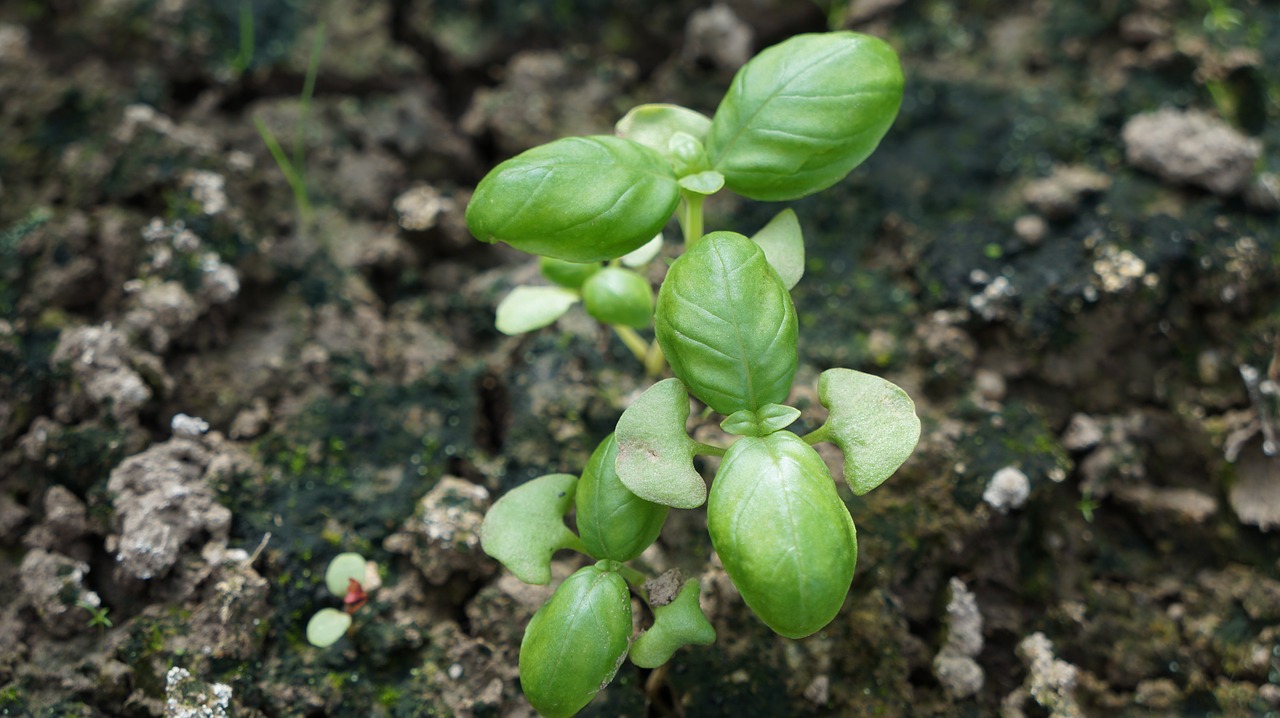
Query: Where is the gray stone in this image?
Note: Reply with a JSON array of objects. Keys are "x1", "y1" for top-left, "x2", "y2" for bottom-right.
[{"x1": 1122, "y1": 108, "x2": 1261, "y2": 195}]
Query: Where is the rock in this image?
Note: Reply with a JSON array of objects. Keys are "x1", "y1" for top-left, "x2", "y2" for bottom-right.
[
  {"x1": 22, "y1": 485, "x2": 90, "y2": 554},
  {"x1": 170, "y1": 413, "x2": 210, "y2": 438},
  {"x1": 1013, "y1": 214, "x2": 1047, "y2": 244},
  {"x1": 1023, "y1": 165, "x2": 1111, "y2": 220},
  {"x1": 1244, "y1": 172, "x2": 1280, "y2": 213},
  {"x1": 19, "y1": 548, "x2": 100, "y2": 637},
  {"x1": 164, "y1": 666, "x2": 234, "y2": 718},
  {"x1": 1061, "y1": 413, "x2": 1104, "y2": 452},
  {"x1": 0, "y1": 493, "x2": 30, "y2": 543},
  {"x1": 933, "y1": 577, "x2": 985, "y2": 698},
  {"x1": 106, "y1": 438, "x2": 232, "y2": 581},
  {"x1": 328, "y1": 148, "x2": 405, "y2": 216},
  {"x1": 122, "y1": 280, "x2": 200, "y2": 353},
  {"x1": 51, "y1": 324, "x2": 155, "y2": 424},
  {"x1": 1122, "y1": 108, "x2": 1261, "y2": 195},
  {"x1": 229, "y1": 398, "x2": 270, "y2": 440},
  {"x1": 683, "y1": 4, "x2": 753, "y2": 71},
  {"x1": 1113, "y1": 485, "x2": 1217, "y2": 523},
  {"x1": 1002, "y1": 632, "x2": 1082, "y2": 718},
  {"x1": 984, "y1": 466, "x2": 1030, "y2": 513},
  {"x1": 461, "y1": 51, "x2": 637, "y2": 155},
  {"x1": 384, "y1": 476, "x2": 493, "y2": 585},
  {"x1": 1229, "y1": 442, "x2": 1280, "y2": 531}
]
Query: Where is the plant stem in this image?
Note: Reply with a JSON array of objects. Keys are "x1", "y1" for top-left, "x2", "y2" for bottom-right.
[
  {"x1": 616, "y1": 564, "x2": 650, "y2": 594},
  {"x1": 294, "y1": 23, "x2": 326, "y2": 179},
  {"x1": 253, "y1": 117, "x2": 313, "y2": 224},
  {"x1": 694, "y1": 441, "x2": 727, "y2": 457},
  {"x1": 233, "y1": 0, "x2": 254, "y2": 74},
  {"x1": 614, "y1": 325, "x2": 650, "y2": 364},
  {"x1": 678, "y1": 191, "x2": 705, "y2": 247},
  {"x1": 642, "y1": 339, "x2": 666, "y2": 377},
  {"x1": 801, "y1": 423, "x2": 832, "y2": 446}
]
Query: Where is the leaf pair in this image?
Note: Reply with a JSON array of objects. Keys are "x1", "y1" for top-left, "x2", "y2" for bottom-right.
[
  {"x1": 466, "y1": 32, "x2": 903, "y2": 261},
  {"x1": 496, "y1": 249, "x2": 661, "y2": 335}
]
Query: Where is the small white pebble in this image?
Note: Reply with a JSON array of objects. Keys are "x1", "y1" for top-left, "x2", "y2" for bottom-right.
[
  {"x1": 984, "y1": 466, "x2": 1030, "y2": 513},
  {"x1": 171, "y1": 413, "x2": 210, "y2": 438},
  {"x1": 448, "y1": 663, "x2": 464, "y2": 680}
]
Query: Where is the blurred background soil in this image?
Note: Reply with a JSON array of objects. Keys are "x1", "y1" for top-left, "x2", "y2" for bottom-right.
[{"x1": 0, "y1": 0, "x2": 1278, "y2": 715}]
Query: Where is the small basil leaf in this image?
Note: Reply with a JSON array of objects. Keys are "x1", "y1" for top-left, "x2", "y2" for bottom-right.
[
  {"x1": 616, "y1": 104, "x2": 713, "y2": 163},
  {"x1": 480, "y1": 473, "x2": 584, "y2": 584},
  {"x1": 719, "y1": 404, "x2": 801, "y2": 437},
  {"x1": 707, "y1": 32, "x2": 904, "y2": 201},
  {"x1": 630, "y1": 578, "x2": 716, "y2": 668},
  {"x1": 306, "y1": 608, "x2": 353, "y2": 648},
  {"x1": 495, "y1": 286, "x2": 580, "y2": 335},
  {"x1": 620, "y1": 232, "x2": 664, "y2": 267},
  {"x1": 576, "y1": 433, "x2": 669, "y2": 562},
  {"x1": 655, "y1": 231, "x2": 798, "y2": 416},
  {"x1": 324, "y1": 552, "x2": 368, "y2": 597},
  {"x1": 520, "y1": 564, "x2": 632, "y2": 718},
  {"x1": 581, "y1": 267, "x2": 654, "y2": 329},
  {"x1": 668, "y1": 132, "x2": 710, "y2": 176},
  {"x1": 466, "y1": 135, "x2": 681, "y2": 262},
  {"x1": 678, "y1": 170, "x2": 726, "y2": 196},
  {"x1": 811, "y1": 368, "x2": 920, "y2": 495},
  {"x1": 539, "y1": 256, "x2": 600, "y2": 289},
  {"x1": 750, "y1": 208, "x2": 804, "y2": 290},
  {"x1": 708, "y1": 431, "x2": 857, "y2": 639},
  {"x1": 615, "y1": 378, "x2": 706, "y2": 509}
]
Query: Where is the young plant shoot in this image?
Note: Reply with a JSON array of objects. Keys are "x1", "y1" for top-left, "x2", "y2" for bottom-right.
[
  {"x1": 469, "y1": 32, "x2": 917, "y2": 716},
  {"x1": 306, "y1": 552, "x2": 374, "y2": 648}
]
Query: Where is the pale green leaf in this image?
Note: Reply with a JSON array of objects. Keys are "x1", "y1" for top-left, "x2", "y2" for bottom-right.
[
  {"x1": 480, "y1": 473, "x2": 584, "y2": 584},
  {"x1": 630, "y1": 577, "x2": 716, "y2": 668},
  {"x1": 750, "y1": 208, "x2": 804, "y2": 290},
  {"x1": 620, "y1": 233, "x2": 663, "y2": 267},
  {"x1": 324, "y1": 552, "x2": 367, "y2": 597},
  {"x1": 810, "y1": 368, "x2": 920, "y2": 495},
  {"x1": 615, "y1": 379, "x2": 706, "y2": 509},
  {"x1": 616, "y1": 104, "x2": 713, "y2": 164},
  {"x1": 495, "y1": 286, "x2": 579, "y2": 335},
  {"x1": 678, "y1": 170, "x2": 725, "y2": 196},
  {"x1": 306, "y1": 608, "x2": 352, "y2": 648}
]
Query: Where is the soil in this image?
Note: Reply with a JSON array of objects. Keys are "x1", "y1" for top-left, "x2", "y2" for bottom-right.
[{"x1": 2, "y1": 1, "x2": 1279, "y2": 716}]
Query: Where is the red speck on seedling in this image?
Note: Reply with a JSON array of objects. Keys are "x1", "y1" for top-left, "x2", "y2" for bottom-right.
[{"x1": 343, "y1": 578, "x2": 367, "y2": 614}]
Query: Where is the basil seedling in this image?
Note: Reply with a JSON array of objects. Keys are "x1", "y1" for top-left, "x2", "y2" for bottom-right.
[{"x1": 472, "y1": 31, "x2": 914, "y2": 716}]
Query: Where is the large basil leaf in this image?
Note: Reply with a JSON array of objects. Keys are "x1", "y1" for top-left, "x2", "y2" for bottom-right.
[
  {"x1": 655, "y1": 231, "x2": 798, "y2": 416},
  {"x1": 520, "y1": 564, "x2": 632, "y2": 718},
  {"x1": 809, "y1": 368, "x2": 920, "y2": 495},
  {"x1": 707, "y1": 431, "x2": 857, "y2": 639},
  {"x1": 615, "y1": 378, "x2": 707, "y2": 509},
  {"x1": 576, "y1": 433, "x2": 668, "y2": 561},
  {"x1": 479, "y1": 473, "x2": 584, "y2": 585},
  {"x1": 707, "y1": 32, "x2": 904, "y2": 201},
  {"x1": 466, "y1": 135, "x2": 681, "y2": 262}
]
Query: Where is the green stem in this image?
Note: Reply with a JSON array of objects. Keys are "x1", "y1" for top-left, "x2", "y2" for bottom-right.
[
  {"x1": 616, "y1": 563, "x2": 649, "y2": 591},
  {"x1": 694, "y1": 441, "x2": 727, "y2": 457},
  {"x1": 801, "y1": 423, "x2": 832, "y2": 446},
  {"x1": 678, "y1": 191, "x2": 705, "y2": 247},
  {"x1": 233, "y1": 0, "x2": 254, "y2": 74},
  {"x1": 642, "y1": 338, "x2": 666, "y2": 377},
  {"x1": 613, "y1": 325, "x2": 650, "y2": 364},
  {"x1": 253, "y1": 117, "x2": 313, "y2": 225},
  {"x1": 294, "y1": 23, "x2": 326, "y2": 177}
]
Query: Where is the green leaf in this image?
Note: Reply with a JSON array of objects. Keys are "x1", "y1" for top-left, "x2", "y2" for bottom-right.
[
  {"x1": 575, "y1": 433, "x2": 669, "y2": 562},
  {"x1": 616, "y1": 104, "x2": 713, "y2": 164},
  {"x1": 720, "y1": 403, "x2": 801, "y2": 437},
  {"x1": 480, "y1": 473, "x2": 584, "y2": 584},
  {"x1": 620, "y1": 233, "x2": 664, "y2": 267},
  {"x1": 520, "y1": 564, "x2": 632, "y2": 718},
  {"x1": 655, "y1": 231, "x2": 798, "y2": 416},
  {"x1": 615, "y1": 378, "x2": 706, "y2": 509},
  {"x1": 707, "y1": 32, "x2": 904, "y2": 201},
  {"x1": 495, "y1": 286, "x2": 580, "y2": 335},
  {"x1": 306, "y1": 608, "x2": 352, "y2": 648},
  {"x1": 630, "y1": 577, "x2": 716, "y2": 668},
  {"x1": 708, "y1": 431, "x2": 857, "y2": 639},
  {"x1": 667, "y1": 132, "x2": 711, "y2": 176},
  {"x1": 581, "y1": 267, "x2": 653, "y2": 329},
  {"x1": 809, "y1": 368, "x2": 920, "y2": 495},
  {"x1": 750, "y1": 208, "x2": 804, "y2": 290},
  {"x1": 539, "y1": 256, "x2": 600, "y2": 289},
  {"x1": 466, "y1": 135, "x2": 681, "y2": 262},
  {"x1": 678, "y1": 170, "x2": 726, "y2": 196},
  {"x1": 324, "y1": 552, "x2": 367, "y2": 597}
]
